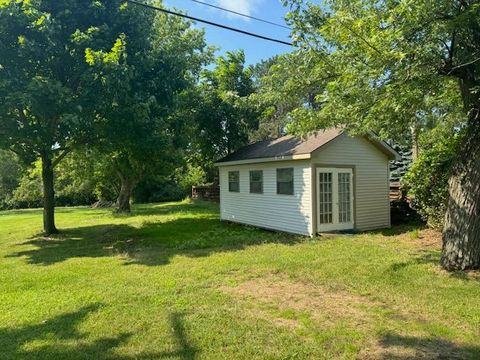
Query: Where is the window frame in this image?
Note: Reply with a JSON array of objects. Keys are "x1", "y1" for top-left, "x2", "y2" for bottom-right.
[
  {"x1": 276, "y1": 168, "x2": 294, "y2": 195},
  {"x1": 228, "y1": 171, "x2": 240, "y2": 193},
  {"x1": 249, "y1": 170, "x2": 263, "y2": 194}
]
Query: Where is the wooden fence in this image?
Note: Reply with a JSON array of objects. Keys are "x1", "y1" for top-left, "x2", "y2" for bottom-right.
[
  {"x1": 192, "y1": 185, "x2": 220, "y2": 202},
  {"x1": 390, "y1": 181, "x2": 402, "y2": 201}
]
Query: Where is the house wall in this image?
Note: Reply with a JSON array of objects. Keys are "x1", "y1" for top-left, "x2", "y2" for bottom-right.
[
  {"x1": 311, "y1": 134, "x2": 390, "y2": 231},
  {"x1": 218, "y1": 160, "x2": 313, "y2": 236}
]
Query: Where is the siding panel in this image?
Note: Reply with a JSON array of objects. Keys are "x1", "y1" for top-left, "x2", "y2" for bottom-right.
[
  {"x1": 219, "y1": 161, "x2": 312, "y2": 235},
  {"x1": 311, "y1": 134, "x2": 390, "y2": 231}
]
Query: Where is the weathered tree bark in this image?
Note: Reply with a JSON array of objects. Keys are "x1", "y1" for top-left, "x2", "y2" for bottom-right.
[
  {"x1": 41, "y1": 153, "x2": 58, "y2": 235},
  {"x1": 441, "y1": 115, "x2": 480, "y2": 270},
  {"x1": 115, "y1": 176, "x2": 137, "y2": 213}
]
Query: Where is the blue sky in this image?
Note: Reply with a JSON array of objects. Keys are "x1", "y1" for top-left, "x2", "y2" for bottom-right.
[{"x1": 164, "y1": 0, "x2": 293, "y2": 65}]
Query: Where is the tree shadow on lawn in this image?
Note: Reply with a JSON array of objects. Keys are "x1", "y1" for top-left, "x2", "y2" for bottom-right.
[
  {"x1": 375, "y1": 331, "x2": 480, "y2": 359},
  {"x1": 8, "y1": 217, "x2": 300, "y2": 267},
  {"x1": 389, "y1": 250, "x2": 439, "y2": 272},
  {"x1": 115, "y1": 201, "x2": 218, "y2": 218},
  {"x1": 371, "y1": 223, "x2": 427, "y2": 237},
  {"x1": 388, "y1": 249, "x2": 480, "y2": 282},
  {"x1": 0, "y1": 304, "x2": 197, "y2": 360}
]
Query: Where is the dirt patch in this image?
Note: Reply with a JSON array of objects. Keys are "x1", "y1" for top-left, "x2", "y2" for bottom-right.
[
  {"x1": 360, "y1": 333, "x2": 473, "y2": 360},
  {"x1": 396, "y1": 228, "x2": 442, "y2": 249},
  {"x1": 222, "y1": 274, "x2": 377, "y2": 329}
]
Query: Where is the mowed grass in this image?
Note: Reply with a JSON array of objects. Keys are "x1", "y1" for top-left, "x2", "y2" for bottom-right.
[{"x1": 0, "y1": 200, "x2": 479, "y2": 359}]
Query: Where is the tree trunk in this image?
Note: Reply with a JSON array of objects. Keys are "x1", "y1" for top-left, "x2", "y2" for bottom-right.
[
  {"x1": 441, "y1": 118, "x2": 480, "y2": 270},
  {"x1": 116, "y1": 177, "x2": 136, "y2": 213},
  {"x1": 41, "y1": 153, "x2": 58, "y2": 235},
  {"x1": 410, "y1": 124, "x2": 419, "y2": 161}
]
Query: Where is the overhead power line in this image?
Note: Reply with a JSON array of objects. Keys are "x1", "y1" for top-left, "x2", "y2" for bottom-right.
[
  {"x1": 125, "y1": 0, "x2": 293, "y2": 46},
  {"x1": 190, "y1": 0, "x2": 291, "y2": 30}
]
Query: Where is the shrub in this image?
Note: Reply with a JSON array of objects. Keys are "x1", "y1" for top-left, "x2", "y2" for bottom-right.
[{"x1": 402, "y1": 128, "x2": 462, "y2": 230}]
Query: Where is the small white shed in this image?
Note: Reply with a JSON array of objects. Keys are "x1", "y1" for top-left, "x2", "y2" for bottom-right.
[{"x1": 215, "y1": 129, "x2": 400, "y2": 236}]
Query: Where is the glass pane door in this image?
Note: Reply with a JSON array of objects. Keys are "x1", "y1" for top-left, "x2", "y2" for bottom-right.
[
  {"x1": 317, "y1": 168, "x2": 354, "y2": 232},
  {"x1": 318, "y1": 172, "x2": 333, "y2": 224},
  {"x1": 338, "y1": 172, "x2": 352, "y2": 223}
]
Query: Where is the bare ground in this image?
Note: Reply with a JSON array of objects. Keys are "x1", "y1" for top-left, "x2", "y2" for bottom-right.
[{"x1": 223, "y1": 273, "x2": 472, "y2": 359}]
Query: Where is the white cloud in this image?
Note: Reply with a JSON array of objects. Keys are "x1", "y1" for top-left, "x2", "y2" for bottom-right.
[{"x1": 214, "y1": 0, "x2": 262, "y2": 20}]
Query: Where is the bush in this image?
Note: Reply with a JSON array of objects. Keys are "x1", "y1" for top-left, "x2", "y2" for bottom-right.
[
  {"x1": 8, "y1": 156, "x2": 104, "y2": 209},
  {"x1": 0, "y1": 150, "x2": 22, "y2": 209},
  {"x1": 402, "y1": 128, "x2": 462, "y2": 230}
]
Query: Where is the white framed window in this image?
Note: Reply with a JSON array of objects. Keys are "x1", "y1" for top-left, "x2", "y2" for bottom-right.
[
  {"x1": 276, "y1": 168, "x2": 294, "y2": 195},
  {"x1": 228, "y1": 171, "x2": 240, "y2": 192},
  {"x1": 249, "y1": 170, "x2": 263, "y2": 194}
]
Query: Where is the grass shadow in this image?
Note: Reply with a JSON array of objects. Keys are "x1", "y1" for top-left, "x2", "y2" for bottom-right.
[
  {"x1": 388, "y1": 250, "x2": 480, "y2": 283},
  {"x1": 0, "y1": 305, "x2": 198, "y2": 360},
  {"x1": 371, "y1": 223, "x2": 427, "y2": 237},
  {"x1": 111, "y1": 200, "x2": 218, "y2": 218},
  {"x1": 163, "y1": 312, "x2": 198, "y2": 360},
  {"x1": 0, "y1": 304, "x2": 133, "y2": 360},
  {"x1": 377, "y1": 331, "x2": 480, "y2": 359},
  {"x1": 449, "y1": 270, "x2": 480, "y2": 282},
  {"x1": 8, "y1": 214, "x2": 301, "y2": 266},
  {"x1": 389, "y1": 251, "x2": 439, "y2": 272}
]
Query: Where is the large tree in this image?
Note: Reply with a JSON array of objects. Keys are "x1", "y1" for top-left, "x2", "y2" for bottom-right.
[
  {"x1": 0, "y1": 0, "x2": 154, "y2": 234},
  {"x1": 283, "y1": 0, "x2": 479, "y2": 270},
  {"x1": 90, "y1": 11, "x2": 209, "y2": 212}
]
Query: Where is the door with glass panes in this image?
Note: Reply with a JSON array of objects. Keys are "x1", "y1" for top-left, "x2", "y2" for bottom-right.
[{"x1": 316, "y1": 168, "x2": 354, "y2": 232}]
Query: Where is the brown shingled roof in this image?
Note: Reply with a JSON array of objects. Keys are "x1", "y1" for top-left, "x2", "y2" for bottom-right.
[{"x1": 216, "y1": 128, "x2": 343, "y2": 163}]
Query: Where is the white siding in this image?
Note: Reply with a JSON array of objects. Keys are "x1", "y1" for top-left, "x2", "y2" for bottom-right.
[
  {"x1": 219, "y1": 160, "x2": 312, "y2": 235},
  {"x1": 311, "y1": 134, "x2": 390, "y2": 231}
]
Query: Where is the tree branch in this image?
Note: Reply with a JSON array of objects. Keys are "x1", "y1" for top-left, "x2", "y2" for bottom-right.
[
  {"x1": 52, "y1": 148, "x2": 71, "y2": 168},
  {"x1": 338, "y1": 19, "x2": 384, "y2": 56},
  {"x1": 448, "y1": 55, "x2": 480, "y2": 75}
]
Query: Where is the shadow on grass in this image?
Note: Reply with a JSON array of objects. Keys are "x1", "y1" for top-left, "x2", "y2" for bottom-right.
[
  {"x1": 371, "y1": 223, "x2": 426, "y2": 237},
  {"x1": 0, "y1": 305, "x2": 197, "y2": 360},
  {"x1": 115, "y1": 200, "x2": 218, "y2": 218},
  {"x1": 388, "y1": 250, "x2": 480, "y2": 283},
  {"x1": 8, "y1": 215, "x2": 300, "y2": 266},
  {"x1": 389, "y1": 251, "x2": 439, "y2": 272},
  {"x1": 377, "y1": 331, "x2": 480, "y2": 359}
]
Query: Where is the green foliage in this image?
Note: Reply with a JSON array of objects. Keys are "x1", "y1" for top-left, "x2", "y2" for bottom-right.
[
  {"x1": 250, "y1": 51, "x2": 325, "y2": 140},
  {"x1": 194, "y1": 51, "x2": 259, "y2": 165},
  {"x1": 55, "y1": 149, "x2": 117, "y2": 204},
  {"x1": 10, "y1": 160, "x2": 43, "y2": 209},
  {"x1": 0, "y1": 0, "x2": 140, "y2": 161},
  {"x1": 403, "y1": 127, "x2": 463, "y2": 229},
  {"x1": 175, "y1": 162, "x2": 207, "y2": 192},
  {"x1": 8, "y1": 149, "x2": 118, "y2": 209},
  {"x1": 0, "y1": 150, "x2": 22, "y2": 207},
  {"x1": 280, "y1": 0, "x2": 469, "y2": 141}
]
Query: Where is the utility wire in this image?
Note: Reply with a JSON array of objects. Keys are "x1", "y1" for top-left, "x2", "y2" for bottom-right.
[
  {"x1": 189, "y1": 0, "x2": 291, "y2": 30},
  {"x1": 125, "y1": 0, "x2": 293, "y2": 46}
]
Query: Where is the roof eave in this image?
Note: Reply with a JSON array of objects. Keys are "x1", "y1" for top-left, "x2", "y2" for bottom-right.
[
  {"x1": 366, "y1": 131, "x2": 402, "y2": 161},
  {"x1": 214, "y1": 153, "x2": 311, "y2": 167}
]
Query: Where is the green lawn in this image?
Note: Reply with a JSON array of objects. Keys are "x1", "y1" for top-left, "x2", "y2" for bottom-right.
[{"x1": 1, "y1": 200, "x2": 479, "y2": 359}]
